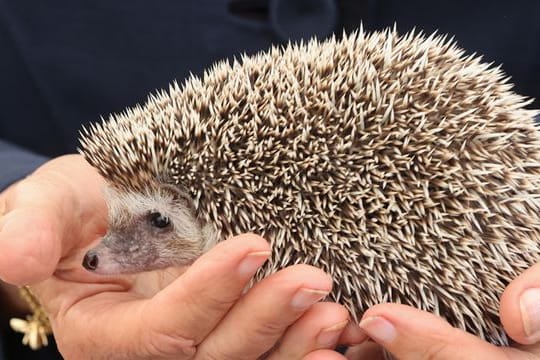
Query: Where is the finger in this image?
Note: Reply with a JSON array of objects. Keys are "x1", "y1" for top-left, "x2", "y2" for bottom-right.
[
  {"x1": 145, "y1": 234, "x2": 272, "y2": 349},
  {"x1": 0, "y1": 205, "x2": 63, "y2": 285},
  {"x1": 500, "y1": 262, "x2": 540, "y2": 344},
  {"x1": 50, "y1": 235, "x2": 271, "y2": 359},
  {"x1": 338, "y1": 320, "x2": 367, "y2": 346},
  {"x1": 303, "y1": 349, "x2": 347, "y2": 360},
  {"x1": 266, "y1": 302, "x2": 350, "y2": 359},
  {"x1": 195, "y1": 264, "x2": 333, "y2": 359},
  {"x1": 345, "y1": 342, "x2": 386, "y2": 360},
  {"x1": 0, "y1": 156, "x2": 106, "y2": 285},
  {"x1": 358, "y1": 303, "x2": 510, "y2": 360}
]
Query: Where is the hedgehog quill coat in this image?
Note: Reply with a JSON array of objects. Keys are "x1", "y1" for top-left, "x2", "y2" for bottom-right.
[{"x1": 79, "y1": 29, "x2": 540, "y2": 345}]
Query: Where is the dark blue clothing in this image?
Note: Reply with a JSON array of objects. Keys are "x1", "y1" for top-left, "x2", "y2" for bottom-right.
[
  {"x1": 1, "y1": 0, "x2": 540, "y2": 180},
  {"x1": 0, "y1": 141, "x2": 47, "y2": 190},
  {"x1": 1, "y1": 1, "x2": 539, "y2": 359}
]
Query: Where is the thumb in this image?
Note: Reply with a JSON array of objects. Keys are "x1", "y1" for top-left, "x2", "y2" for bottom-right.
[
  {"x1": 0, "y1": 155, "x2": 106, "y2": 285},
  {"x1": 0, "y1": 192, "x2": 63, "y2": 285},
  {"x1": 358, "y1": 303, "x2": 513, "y2": 360},
  {"x1": 500, "y1": 262, "x2": 540, "y2": 347}
]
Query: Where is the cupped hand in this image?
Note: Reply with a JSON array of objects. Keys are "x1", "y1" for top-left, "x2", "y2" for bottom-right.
[{"x1": 0, "y1": 155, "x2": 364, "y2": 359}]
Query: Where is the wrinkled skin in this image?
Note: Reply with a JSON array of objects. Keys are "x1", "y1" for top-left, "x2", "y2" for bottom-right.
[{"x1": 0, "y1": 155, "x2": 366, "y2": 359}]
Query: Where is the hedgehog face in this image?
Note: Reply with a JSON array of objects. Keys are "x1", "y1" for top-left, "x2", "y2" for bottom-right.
[{"x1": 82, "y1": 184, "x2": 206, "y2": 274}]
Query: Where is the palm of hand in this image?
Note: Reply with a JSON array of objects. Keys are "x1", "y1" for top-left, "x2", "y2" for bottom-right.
[
  {"x1": 0, "y1": 155, "x2": 190, "y2": 357},
  {"x1": 1, "y1": 155, "x2": 359, "y2": 360}
]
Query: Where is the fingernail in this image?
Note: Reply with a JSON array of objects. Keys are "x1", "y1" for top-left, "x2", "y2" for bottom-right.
[
  {"x1": 237, "y1": 251, "x2": 271, "y2": 277},
  {"x1": 291, "y1": 288, "x2": 329, "y2": 310},
  {"x1": 359, "y1": 316, "x2": 397, "y2": 343},
  {"x1": 317, "y1": 320, "x2": 348, "y2": 347},
  {"x1": 520, "y1": 288, "x2": 540, "y2": 340}
]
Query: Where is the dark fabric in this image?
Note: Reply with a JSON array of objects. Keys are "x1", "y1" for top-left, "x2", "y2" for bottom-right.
[
  {"x1": 0, "y1": 327, "x2": 61, "y2": 360},
  {"x1": 0, "y1": 1, "x2": 539, "y2": 359},
  {"x1": 0, "y1": 140, "x2": 47, "y2": 190},
  {"x1": 0, "y1": 0, "x2": 539, "y2": 160}
]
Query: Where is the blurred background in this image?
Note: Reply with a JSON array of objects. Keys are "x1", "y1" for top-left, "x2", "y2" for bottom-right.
[{"x1": 0, "y1": 0, "x2": 539, "y2": 358}]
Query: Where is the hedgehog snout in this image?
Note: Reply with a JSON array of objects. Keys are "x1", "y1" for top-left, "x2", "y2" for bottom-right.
[
  {"x1": 80, "y1": 237, "x2": 132, "y2": 274},
  {"x1": 81, "y1": 245, "x2": 118, "y2": 274},
  {"x1": 82, "y1": 250, "x2": 99, "y2": 271}
]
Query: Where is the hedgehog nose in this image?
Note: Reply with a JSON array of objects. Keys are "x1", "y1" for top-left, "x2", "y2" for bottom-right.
[{"x1": 82, "y1": 251, "x2": 99, "y2": 271}]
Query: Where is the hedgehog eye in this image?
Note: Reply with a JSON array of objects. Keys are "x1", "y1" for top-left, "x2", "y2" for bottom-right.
[{"x1": 148, "y1": 211, "x2": 171, "y2": 228}]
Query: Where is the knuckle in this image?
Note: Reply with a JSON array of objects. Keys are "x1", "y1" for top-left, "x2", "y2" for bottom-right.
[
  {"x1": 419, "y1": 341, "x2": 451, "y2": 360},
  {"x1": 143, "y1": 325, "x2": 197, "y2": 359},
  {"x1": 159, "y1": 278, "x2": 238, "y2": 316},
  {"x1": 253, "y1": 320, "x2": 284, "y2": 340},
  {"x1": 197, "y1": 334, "x2": 277, "y2": 360},
  {"x1": 192, "y1": 288, "x2": 238, "y2": 312}
]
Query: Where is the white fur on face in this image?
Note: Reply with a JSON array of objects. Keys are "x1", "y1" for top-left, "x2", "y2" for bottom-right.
[{"x1": 105, "y1": 185, "x2": 202, "y2": 242}]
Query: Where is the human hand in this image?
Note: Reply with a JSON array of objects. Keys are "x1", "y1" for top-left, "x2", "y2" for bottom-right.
[
  {"x1": 0, "y1": 154, "x2": 364, "y2": 359},
  {"x1": 337, "y1": 263, "x2": 540, "y2": 360}
]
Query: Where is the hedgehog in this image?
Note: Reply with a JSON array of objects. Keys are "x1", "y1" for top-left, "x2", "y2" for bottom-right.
[{"x1": 76, "y1": 28, "x2": 540, "y2": 346}]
